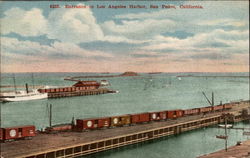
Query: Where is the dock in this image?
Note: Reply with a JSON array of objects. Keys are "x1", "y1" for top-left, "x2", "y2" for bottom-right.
[
  {"x1": 47, "y1": 88, "x2": 114, "y2": 98},
  {"x1": 1, "y1": 101, "x2": 249, "y2": 158},
  {"x1": 198, "y1": 139, "x2": 250, "y2": 158}
]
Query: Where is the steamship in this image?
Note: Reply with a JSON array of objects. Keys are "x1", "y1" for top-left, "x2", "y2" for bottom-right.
[{"x1": 0, "y1": 84, "x2": 48, "y2": 102}]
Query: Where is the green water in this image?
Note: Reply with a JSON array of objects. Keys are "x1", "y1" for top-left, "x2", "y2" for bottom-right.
[
  {"x1": 83, "y1": 122, "x2": 250, "y2": 158},
  {"x1": 0, "y1": 72, "x2": 249, "y2": 158}
]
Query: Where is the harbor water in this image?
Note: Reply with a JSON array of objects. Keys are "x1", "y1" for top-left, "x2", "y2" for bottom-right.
[{"x1": 0, "y1": 72, "x2": 249, "y2": 158}]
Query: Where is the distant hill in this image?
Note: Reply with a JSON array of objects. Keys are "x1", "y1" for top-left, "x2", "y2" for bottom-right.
[
  {"x1": 65, "y1": 71, "x2": 139, "y2": 80},
  {"x1": 119, "y1": 72, "x2": 138, "y2": 76}
]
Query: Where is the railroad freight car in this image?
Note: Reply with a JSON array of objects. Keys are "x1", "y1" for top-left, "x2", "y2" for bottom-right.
[
  {"x1": 223, "y1": 104, "x2": 233, "y2": 110},
  {"x1": 0, "y1": 128, "x2": 3, "y2": 141},
  {"x1": 200, "y1": 106, "x2": 212, "y2": 113},
  {"x1": 0, "y1": 125, "x2": 35, "y2": 142},
  {"x1": 149, "y1": 111, "x2": 167, "y2": 121},
  {"x1": 76, "y1": 117, "x2": 110, "y2": 131},
  {"x1": 212, "y1": 105, "x2": 224, "y2": 111},
  {"x1": 184, "y1": 108, "x2": 200, "y2": 115},
  {"x1": 131, "y1": 113, "x2": 150, "y2": 124},
  {"x1": 110, "y1": 115, "x2": 131, "y2": 127},
  {"x1": 167, "y1": 110, "x2": 184, "y2": 119}
]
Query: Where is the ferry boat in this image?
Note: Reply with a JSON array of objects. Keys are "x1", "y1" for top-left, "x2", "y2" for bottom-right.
[{"x1": 0, "y1": 89, "x2": 48, "y2": 102}]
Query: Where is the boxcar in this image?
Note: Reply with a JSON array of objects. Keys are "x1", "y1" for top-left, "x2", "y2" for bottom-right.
[
  {"x1": 131, "y1": 113, "x2": 150, "y2": 124},
  {"x1": 176, "y1": 110, "x2": 184, "y2": 117},
  {"x1": 223, "y1": 104, "x2": 233, "y2": 110},
  {"x1": 149, "y1": 111, "x2": 167, "y2": 121},
  {"x1": 98, "y1": 117, "x2": 110, "y2": 128},
  {"x1": 200, "y1": 106, "x2": 212, "y2": 113},
  {"x1": 213, "y1": 105, "x2": 224, "y2": 111},
  {"x1": 1, "y1": 125, "x2": 35, "y2": 141},
  {"x1": 167, "y1": 110, "x2": 184, "y2": 119},
  {"x1": 0, "y1": 128, "x2": 3, "y2": 141},
  {"x1": 110, "y1": 115, "x2": 131, "y2": 127},
  {"x1": 76, "y1": 119, "x2": 98, "y2": 130},
  {"x1": 184, "y1": 108, "x2": 200, "y2": 116},
  {"x1": 20, "y1": 125, "x2": 36, "y2": 137},
  {"x1": 76, "y1": 118, "x2": 110, "y2": 130}
]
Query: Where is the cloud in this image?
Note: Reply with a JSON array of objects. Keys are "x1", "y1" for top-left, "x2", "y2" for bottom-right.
[
  {"x1": 1, "y1": 37, "x2": 113, "y2": 61},
  {"x1": 188, "y1": 53, "x2": 231, "y2": 60},
  {"x1": 1, "y1": 8, "x2": 48, "y2": 36},
  {"x1": 101, "y1": 19, "x2": 176, "y2": 40},
  {"x1": 142, "y1": 29, "x2": 249, "y2": 55},
  {"x1": 47, "y1": 7, "x2": 104, "y2": 43},
  {"x1": 198, "y1": 19, "x2": 248, "y2": 27},
  {"x1": 1, "y1": 2, "x2": 249, "y2": 73}
]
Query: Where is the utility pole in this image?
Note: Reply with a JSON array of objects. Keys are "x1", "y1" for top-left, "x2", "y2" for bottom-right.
[
  {"x1": 216, "y1": 113, "x2": 230, "y2": 151},
  {"x1": 224, "y1": 116, "x2": 228, "y2": 151},
  {"x1": 49, "y1": 104, "x2": 52, "y2": 127},
  {"x1": 31, "y1": 73, "x2": 35, "y2": 89},
  {"x1": 13, "y1": 74, "x2": 17, "y2": 93},
  {"x1": 212, "y1": 92, "x2": 214, "y2": 106}
]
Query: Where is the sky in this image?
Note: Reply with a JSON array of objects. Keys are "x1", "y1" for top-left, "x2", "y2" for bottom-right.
[{"x1": 0, "y1": 1, "x2": 249, "y2": 73}]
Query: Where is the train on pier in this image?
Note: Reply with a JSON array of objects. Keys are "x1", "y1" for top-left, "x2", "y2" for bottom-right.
[
  {"x1": 0, "y1": 103, "x2": 234, "y2": 142},
  {"x1": 74, "y1": 103, "x2": 233, "y2": 131}
]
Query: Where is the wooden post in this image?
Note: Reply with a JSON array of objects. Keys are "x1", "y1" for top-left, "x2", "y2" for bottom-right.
[
  {"x1": 31, "y1": 73, "x2": 35, "y2": 89},
  {"x1": 225, "y1": 116, "x2": 228, "y2": 151},
  {"x1": 49, "y1": 104, "x2": 52, "y2": 127},
  {"x1": 25, "y1": 83, "x2": 29, "y2": 93},
  {"x1": 13, "y1": 74, "x2": 17, "y2": 93},
  {"x1": 212, "y1": 92, "x2": 214, "y2": 106}
]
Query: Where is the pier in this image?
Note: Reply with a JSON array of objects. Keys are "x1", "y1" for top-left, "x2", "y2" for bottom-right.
[
  {"x1": 198, "y1": 139, "x2": 250, "y2": 158},
  {"x1": 0, "y1": 101, "x2": 249, "y2": 158},
  {"x1": 47, "y1": 88, "x2": 114, "y2": 98}
]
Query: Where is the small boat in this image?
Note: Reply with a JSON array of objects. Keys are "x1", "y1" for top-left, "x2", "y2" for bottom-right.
[
  {"x1": 100, "y1": 80, "x2": 110, "y2": 86},
  {"x1": 0, "y1": 89, "x2": 48, "y2": 102},
  {"x1": 218, "y1": 124, "x2": 233, "y2": 128}
]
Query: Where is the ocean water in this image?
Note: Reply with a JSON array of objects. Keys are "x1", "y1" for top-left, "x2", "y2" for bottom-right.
[{"x1": 0, "y1": 72, "x2": 249, "y2": 158}]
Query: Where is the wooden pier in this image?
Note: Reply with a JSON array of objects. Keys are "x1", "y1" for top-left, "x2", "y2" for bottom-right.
[
  {"x1": 1, "y1": 101, "x2": 249, "y2": 158},
  {"x1": 47, "y1": 88, "x2": 114, "y2": 98},
  {"x1": 198, "y1": 139, "x2": 250, "y2": 158}
]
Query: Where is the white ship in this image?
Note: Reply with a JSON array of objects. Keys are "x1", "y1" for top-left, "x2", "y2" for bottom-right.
[
  {"x1": 218, "y1": 124, "x2": 233, "y2": 128},
  {"x1": 100, "y1": 80, "x2": 110, "y2": 86},
  {"x1": 0, "y1": 89, "x2": 48, "y2": 102}
]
